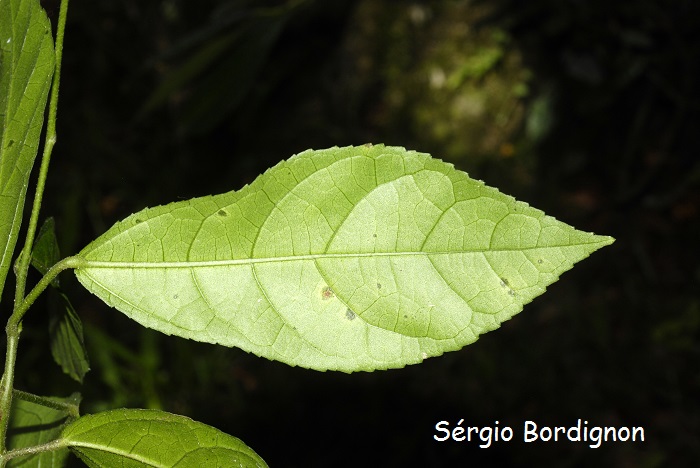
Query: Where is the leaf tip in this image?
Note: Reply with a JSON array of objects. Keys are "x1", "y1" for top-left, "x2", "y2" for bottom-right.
[{"x1": 596, "y1": 234, "x2": 615, "y2": 248}]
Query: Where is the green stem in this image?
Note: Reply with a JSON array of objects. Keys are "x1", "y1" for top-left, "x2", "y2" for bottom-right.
[
  {"x1": 0, "y1": 334, "x2": 18, "y2": 457},
  {"x1": 0, "y1": 0, "x2": 70, "y2": 457},
  {"x1": 0, "y1": 255, "x2": 81, "y2": 457}
]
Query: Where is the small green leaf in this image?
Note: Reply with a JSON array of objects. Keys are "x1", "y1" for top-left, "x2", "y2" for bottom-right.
[
  {"x1": 0, "y1": 0, "x2": 55, "y2": 301},
  {"x1": 31, "y1": 216, "x2": 61, "y2": 284},
  {"x1": 7, "y1": 393, "x2": 80, "y2": 467},
  {"x1": 61, "y1": 409, "x2": 268, "y2": 468},
  {"x1": 50, "y1": 291, "x2": 90, "y2": 383},
  {"x1": 26, "y1": 218, "x2": 90, "y2": 381},
  {"x1": 75, "y1": 145, "x2": 613, "y2": 372}
]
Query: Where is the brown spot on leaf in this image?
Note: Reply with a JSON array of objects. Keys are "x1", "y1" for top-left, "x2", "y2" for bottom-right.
[{"x1": 321, "y1": 286, "x2": 335, "y2": 300}]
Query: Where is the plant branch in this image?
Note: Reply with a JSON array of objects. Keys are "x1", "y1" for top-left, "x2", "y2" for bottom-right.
[
  {"x1": 0, "y1": 254, "x2": 82, "y2": 456},
  {"x1": 0, "y1": 0, "x2": 71, "y2": 457},
  {"x1": 12, "y1": 0, "x2": 70, "y2": 310}
]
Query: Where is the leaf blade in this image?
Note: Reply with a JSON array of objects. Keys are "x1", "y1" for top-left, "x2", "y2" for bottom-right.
[
  {"x1": 60, "y1": 409, "x2": 267, "y2": 468},
  {"x1": 75, "y1": 145, "x2": 613, "y2": 371},
  {"x1": 0, "y1": 0, "x2": 55, "y2": 300},
  {"x1": 31, "y1": 216, "x2": 61, "y2": 283},
  {"x1": 50, "y1": 291, "x2": 90, "y2": 383}
]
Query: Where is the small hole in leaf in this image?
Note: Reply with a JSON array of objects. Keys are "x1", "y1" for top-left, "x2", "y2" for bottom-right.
[
  {"x1": 346, "y1": 308, "x2": 356, "y2": 320},
  {"x1": 537, "y1": 259, "x2": 543, "y2": 264},
  {"x1": 173, "y1": 294, "x2": 178, "y2": 299}
]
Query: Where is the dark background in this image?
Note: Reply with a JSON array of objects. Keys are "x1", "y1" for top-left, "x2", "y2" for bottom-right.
[{"x1": 8, "y1": 0, "x2": 700, "y2": 466}]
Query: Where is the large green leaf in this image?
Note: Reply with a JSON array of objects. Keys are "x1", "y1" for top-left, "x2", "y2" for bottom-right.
[
  {"x1": 75, "y1": 145, "x2": 613, "y2": 372},
  {"x1": 0, "y1": 0, "x2": 55, "y2": 301},
  {"x1": 61, "y1": 409, "x2": 268, "y2": 467}
]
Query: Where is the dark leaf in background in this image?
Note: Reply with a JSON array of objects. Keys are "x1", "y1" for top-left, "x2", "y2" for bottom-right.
[
  {"x1": 31, "y1": 217, "x2": 61, "y2": 285},
  {"x1": 50, "y1": 291, "x2": 90, "y2": 383}
]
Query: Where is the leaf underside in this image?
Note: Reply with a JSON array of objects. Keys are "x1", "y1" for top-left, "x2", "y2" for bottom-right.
[
  {"x1": 75, "y1": 145, "x2": 613, "y2": 372},
  {"x1": 61, "y1": 409, "x2": 268, "y2": 468}
]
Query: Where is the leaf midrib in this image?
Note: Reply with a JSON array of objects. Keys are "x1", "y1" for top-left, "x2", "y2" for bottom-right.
[
  {"x1": 80, "y1": 241, "x2": 608, "y2": 269},
  {"x1": 69, "y1": 440, "x2": 174, "y2": 467}
]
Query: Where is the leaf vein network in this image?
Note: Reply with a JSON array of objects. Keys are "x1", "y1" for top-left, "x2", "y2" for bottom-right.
[{"x1": 249, "y1": 263, "x2": 335, "y2": 360}]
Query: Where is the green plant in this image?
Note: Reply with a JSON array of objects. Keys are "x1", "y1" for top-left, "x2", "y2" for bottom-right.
[{"x1": 0, "y1": 0, "x2": 613, "y2": 466}]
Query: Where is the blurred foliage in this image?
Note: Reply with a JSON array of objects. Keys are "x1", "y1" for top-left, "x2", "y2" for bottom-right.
[
  {"x1": 4, "y1": 0, "x2": 698, "y2": 466},
  {"x1": 138, "y1": 1, "x2": 299, "y2": 135},
  {"x1": 341, "y1": 1, "x2": 532, "y2": 163}
]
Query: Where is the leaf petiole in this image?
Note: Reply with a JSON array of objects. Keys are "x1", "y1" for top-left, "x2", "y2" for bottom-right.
[
  {"x1": 9, "y1": 256, "x2": 85, "y2": 330},
  {"x1": 12, "y1": 390, "x2": 80, "y2": 420},
  {"x1": 0, "y1": 439, "x2": 67, "y2": 464}
]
